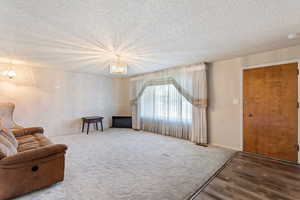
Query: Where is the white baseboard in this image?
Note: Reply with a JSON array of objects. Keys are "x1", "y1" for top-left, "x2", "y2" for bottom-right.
[{"x1": 210, "y1": 143, "x2": 242, "y2": 151}]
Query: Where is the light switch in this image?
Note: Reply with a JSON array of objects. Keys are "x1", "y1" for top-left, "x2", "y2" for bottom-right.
[{"x1": 233, "y1": 98, "x2": 239, "y2": 105}]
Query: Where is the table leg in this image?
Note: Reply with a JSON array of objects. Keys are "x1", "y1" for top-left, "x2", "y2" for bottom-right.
[
  {"x1": 82, "y1": 122, "x2": 85, "y2": 133},
  {"x1": 100, "y1": 120, "x2": 103, "y2": 132},
  {"x1": 87, "y1": 122, "x2": 90, "y2": 135},
  {"x1": 96, "y1": 122, "x2": 99, "y2": 131}
]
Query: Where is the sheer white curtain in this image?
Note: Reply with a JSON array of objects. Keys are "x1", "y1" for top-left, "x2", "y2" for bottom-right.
[
  {"x1": 140, "y1": 84, "x2": 192, "y2": 139},
  {"x1": 130, "y1": 63, "x2": 207, "y2": 144}
]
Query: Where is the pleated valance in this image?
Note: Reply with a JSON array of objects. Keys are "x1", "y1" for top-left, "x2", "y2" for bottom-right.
[
  {"x1": 130, "y1": 63, "x2": 207, "y2": 105},
  {"x1": 130, "y1": 77, "x2": 207, "y2": 108}
]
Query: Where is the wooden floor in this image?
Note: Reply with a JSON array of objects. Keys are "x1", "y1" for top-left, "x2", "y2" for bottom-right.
[{"x1": 192, "y1": 152, "x2": 300, "y2": 200}]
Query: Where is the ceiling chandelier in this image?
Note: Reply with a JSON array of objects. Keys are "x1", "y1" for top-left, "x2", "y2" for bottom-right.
[{"x1": 109, "y1": 55, "x2": 128, "y2": 75}]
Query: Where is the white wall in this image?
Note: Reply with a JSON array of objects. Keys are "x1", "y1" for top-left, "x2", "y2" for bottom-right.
[
  {"x1": 113, "y1": 77, "x2": 131, "y2": 116},
  {"x1": 209, "y1": 45, "x2": 300, "y2": 151},
  {"x1": 208, "y1": 58, "x2": 242, "y2": 150},
  {"x1": 0, "y1": 66, "x2": 118, "y2": 136}
]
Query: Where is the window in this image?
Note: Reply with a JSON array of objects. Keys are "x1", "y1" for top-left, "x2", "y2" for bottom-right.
[{"x1": 140, "y1": 84, "x2": 192, "y2": 124}]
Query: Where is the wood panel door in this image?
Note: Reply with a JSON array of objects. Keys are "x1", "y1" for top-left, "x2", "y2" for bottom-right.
[{"x1": 243, "y1": 63, "x2": 298, "y2": 162}]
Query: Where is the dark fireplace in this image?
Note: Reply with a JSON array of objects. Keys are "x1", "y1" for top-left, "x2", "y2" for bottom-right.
[{"x1": 112, "y1": 116, "x2": 132, "y2": 128}]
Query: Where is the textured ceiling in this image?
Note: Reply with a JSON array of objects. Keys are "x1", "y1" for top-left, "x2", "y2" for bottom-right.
[{"x1": 0, "y1": 0, "x2": 300, "y2": 76}]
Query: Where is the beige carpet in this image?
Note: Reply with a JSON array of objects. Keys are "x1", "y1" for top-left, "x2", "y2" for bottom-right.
[{"x1": 16, "y1": 129, "x2": 234, "y2": 200}]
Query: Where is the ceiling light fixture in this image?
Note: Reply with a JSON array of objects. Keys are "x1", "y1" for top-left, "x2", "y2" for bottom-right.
[{"x1": 109, "y1": 55, "x2": 128, "y2": 75}]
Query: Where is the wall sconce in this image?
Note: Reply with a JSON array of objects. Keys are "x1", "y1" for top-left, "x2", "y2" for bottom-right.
[
  {"x1": 3, "y1": 69, "x2": 17, "y2": 79},
  {"x1": 2, "y1": 61, "x2": 17, "y2": 79}
]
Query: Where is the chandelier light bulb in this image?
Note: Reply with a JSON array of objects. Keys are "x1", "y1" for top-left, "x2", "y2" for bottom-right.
[{"x1": 109, "y1": 55, "x2": 128, "y2": 75}]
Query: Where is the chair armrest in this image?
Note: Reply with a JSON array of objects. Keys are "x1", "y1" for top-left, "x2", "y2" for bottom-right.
[
  {"x1": 12, "y1": 123, "x2": 24, "y2": 130},
  {"x1": 12, "y1": 127, "x2": 44, "y2": 137},
  {"x1": 0, "y1": 144, "x2": 67, "y2": 166}
]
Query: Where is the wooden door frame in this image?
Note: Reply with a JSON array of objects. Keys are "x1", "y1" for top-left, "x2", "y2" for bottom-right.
[{"x1": 240, "y1": 60, "x2": 300, "y2": 163}]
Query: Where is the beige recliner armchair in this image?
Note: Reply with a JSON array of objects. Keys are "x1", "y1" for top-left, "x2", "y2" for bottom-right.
[{"x1": 0, "y1": 102, "x2": 68, "y2": 200}]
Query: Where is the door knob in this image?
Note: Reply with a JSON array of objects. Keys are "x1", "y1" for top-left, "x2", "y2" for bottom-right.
[{"x1": 248, "y1": 113, "x2": 253, "y2": 117}]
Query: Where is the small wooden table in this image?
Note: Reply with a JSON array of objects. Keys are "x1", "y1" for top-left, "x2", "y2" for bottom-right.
[{"x1": 81, "y1": 116, "x2": 103, "y2": 135}]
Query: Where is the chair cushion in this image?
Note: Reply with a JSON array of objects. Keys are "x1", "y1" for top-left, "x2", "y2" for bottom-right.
[
  {"x1": 0, "y1": 133, "x2": 17, "y2": 159},
  {"x1": 0, "y1": 117, "x2": 18, "y2": 148},
  {"x1": 17, "y1": 134, "x2": 52, "y2": 152},
  {"x1": 0, "y1": 117, "x2": 3, "y2": 130},
  {"x1": 1, "y1": 128, "x2": 18, "y2": 148},
  {"x1": 0, "y1": 103, "x2": 15, "y2": 129}
]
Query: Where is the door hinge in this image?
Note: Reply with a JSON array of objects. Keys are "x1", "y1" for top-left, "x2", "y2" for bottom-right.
[
  {"x1": 296, "y1": 144, "x2": 299, "y2": 152},
  {"x1": 297, "y1": 69, "x2": 299, "y2": 75},
  {"x1": 297, "y1": 102, "x2": 299, "y2": 109}
]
